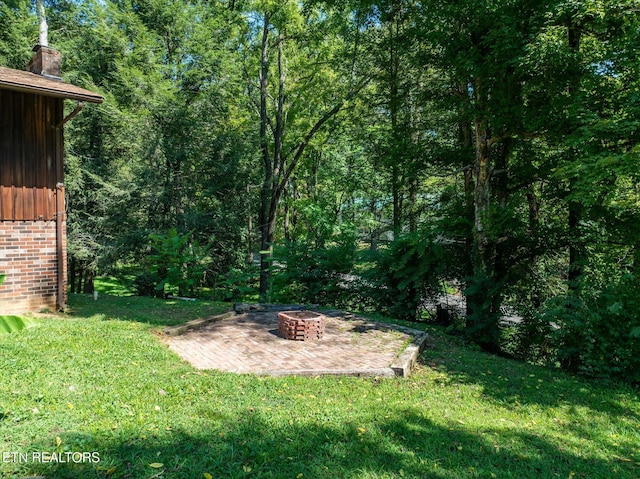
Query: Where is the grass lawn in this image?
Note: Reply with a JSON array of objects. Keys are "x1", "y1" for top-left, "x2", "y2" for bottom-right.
[{"x1": 0, "y1": 294, "x2": 638, "y2": 478}]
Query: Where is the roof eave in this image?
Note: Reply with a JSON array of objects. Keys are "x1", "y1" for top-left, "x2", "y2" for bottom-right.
[{"x1": 0, "y1": 80, "x2": 104, "y2": 103}]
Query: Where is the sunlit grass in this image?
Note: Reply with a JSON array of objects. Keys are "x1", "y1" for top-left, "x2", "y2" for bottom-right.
[
  {"x1": 67, "y1": 292, "x2": 231, "y2": 327},
  {"x1": 0, "y1": 295, "x2": 638, "y2": 478},
  {"x1": 94, "y1": 275, "x2": 137, "y2": 296}
]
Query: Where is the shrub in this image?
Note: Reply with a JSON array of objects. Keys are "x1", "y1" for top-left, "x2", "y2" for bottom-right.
[
  {"x1": 213, "y1": 266, "x2": 259, "y2": 302},
  {"x1": 366, "y1": 232, "x2": 446, "y2": 322},
  {"x1": 546, "y1": 275, "x2": 640, "y2": 385},
  {"x1": 499, "y1": 309, "x2": 557, "y2": 366},
  {"x1": 271, "y1": 228, "x2": 360, "y2": 308},
  {"x1": 143, "y1": 228, "x2": 210, "y2": 297},
  {"x1": 133, "y1": 271, "x2": 161, "y2": 297}
]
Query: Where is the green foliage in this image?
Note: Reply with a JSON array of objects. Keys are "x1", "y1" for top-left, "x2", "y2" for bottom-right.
[
  {"x1": 0, "y1": 273, "x2": 5, "y2": 286},
  {"x1": 546, "y1": 276, "x2": 640, "y2": 384},
  {"x1": 0, "y1": 315, "x2": 39, "y2": 335},
  {"x1": 213, "y1": 266, "x2": 260, "y2": 302},
  {"x1": 272, "y1": 228, "x2": 360, "y2": 307},
  {"x1": 499, "y1": 312, "x2": 557, "y2": 366},
  {"x1": 133, "y1": 271, "x2": 162, "y2": 298},
  {"x1": 368, "y1": 232, "x2": 446, "y2": 322},
  {"x1": 0, "y1": 0, "x2": 35, "y2": 69},
  {"x1": 56, "y1": 0, "x2": 252, "y2": 287},
  {"x1": 145, "y1": 229, "x2": 209, "y2": 297},
  {"x1": 1, "y1": 0, "x2": 637, "y2": 385},
  {"x1": 464, "y1": 273, "x2": 510, "y2": 351}
]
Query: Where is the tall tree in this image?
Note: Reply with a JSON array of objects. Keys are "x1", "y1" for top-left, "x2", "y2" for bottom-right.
[
  {"x1": 57, "y1": 0, "x2": 251, "y2": 286},
  {"x1": 247, "y1": 1, "x2": 366, "y2": 298},
  {"x1": 414, "y1": 0, "x2": 556, "y2": 348},
  {"x1": 36, "y1": 0, "x2": 47, "y2": 45},
  {"x1": 0, "y1": 0, "x2": 36, "y2": 68}
]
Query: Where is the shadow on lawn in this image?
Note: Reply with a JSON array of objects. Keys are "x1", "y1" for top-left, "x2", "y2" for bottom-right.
[
  {"x1": 67, "y1": 294, "x2": 231, "y2": 328},
  {"x1": 417, "y1": 332, "x2": 640, "y2": 423},
  {"x1": 18, "y1": 410, "x2": 634, "y2": 479}
]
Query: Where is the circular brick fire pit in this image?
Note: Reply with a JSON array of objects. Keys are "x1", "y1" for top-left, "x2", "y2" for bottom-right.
[{"x1": 278, "y1": 311, "x2": 325, "y2": 341}]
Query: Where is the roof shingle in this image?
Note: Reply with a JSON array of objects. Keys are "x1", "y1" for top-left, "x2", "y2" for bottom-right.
[{"x1": 0, "y1": 66, "x2": 103, "y2": 103}]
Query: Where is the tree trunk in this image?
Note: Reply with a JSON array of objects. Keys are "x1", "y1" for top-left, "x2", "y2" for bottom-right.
[
  {"x1": 472, "y1": 117, "x2": 492, "y2": 277},
  {"x1": 255, "y1": 13, "x2": 357, "y2": 298},
  {"x1": 392, "y1": 163, "x2": 402, "y2": 236},
  {"x1": 458, "y1": 106, "x2": 475, "y2": 316},
  {"x1": 408, "y1": 177, "x2": 418, "y2": 233},
  {"x1": 283, "y1": 185, "x2": 291, "y2": 242},
  {"x1": 83, "y1": 269, "x2": 94, "y2": 294},
  {"x1": 76, "y1": 266, "x2": 84, "y2": 295},
  {"x1": 567, "y1": 25, "x2": 583, "y2": 292},
  {"x1": 247, "y1": 183, "x2": 253, "y2": 265},
  {"x1": 466, "y1": 112, "x2": 504, "y2": 351},
  {"x1": 37, "y1": 0, "x2": 48, "y2": 46},
  {"x1": 369, "y1": 199, "x2": 380, "y2": 252},
  {"x1": 527, "y1": 183, "x2": 542, "y2": 309},
  {"x1": 258, "y1": 13, "x2": 273, "y2": 300},
  {"x1": 388, "y1": 6, "x2": 403, "y2": 237}
]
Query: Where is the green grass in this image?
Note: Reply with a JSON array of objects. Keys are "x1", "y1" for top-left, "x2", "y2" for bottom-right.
[
  {"x1": 68, "y1": 292, "x2": 231, "y2": 327},
  {"x1": 0, "y1": 295, "x2": 638, "y2": 478},
  {"x1": 94, "y1": 275, "x2": 138, "y2": 297}
]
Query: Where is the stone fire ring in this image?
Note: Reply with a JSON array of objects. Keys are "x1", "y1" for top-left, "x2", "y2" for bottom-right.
[{"x1": 278, "y1": 310, "x2": 325, "y2": 341}]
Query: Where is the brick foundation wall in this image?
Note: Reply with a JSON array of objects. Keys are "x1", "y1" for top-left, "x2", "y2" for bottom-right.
[{"x1": 0, "y1": 221, "x2": 65, "y2": 314}]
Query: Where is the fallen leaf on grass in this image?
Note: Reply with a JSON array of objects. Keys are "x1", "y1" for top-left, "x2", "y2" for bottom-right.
[
  {"x1": 149, "y1": 463, "x2": 164, "y2": 468},
  {"x1": 612, "y1": 454, "x2": 632, "y2": 462}
]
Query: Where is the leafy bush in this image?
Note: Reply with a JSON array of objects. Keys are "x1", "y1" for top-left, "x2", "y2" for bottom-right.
[
  {"x1": 271, "y1": 228, "x2": 360, "y2": 308},
  {"x1": 366, "y1": 232, "x2": 447, "y2": 322},
  {"x1": 464, "y1": 273, "x2": 506, "y2": 350},
  {"x1": 142, "y1": 229, "x2": 210, "y2": 297},
  {"x1": 133, "y1": 271, "x2": 162, "y2": 297},
  {"x1": 213, "y1": 266, "x2": 259, "y2": 302},
  {"x1": 545, "y1": 275, "x2": 640, "y2": 384},
  {"x1": 499, "y1": 310, "x2": 557, "y2": 365}
]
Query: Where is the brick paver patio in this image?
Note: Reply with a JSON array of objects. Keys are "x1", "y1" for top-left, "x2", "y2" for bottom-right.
[{"x1": 165, "y1": 310, "x2": 425, "y2": 376}]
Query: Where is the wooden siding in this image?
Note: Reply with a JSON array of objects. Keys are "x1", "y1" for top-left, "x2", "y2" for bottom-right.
[{"x1": 0, "y1": 89, "x2": 63, "y2": 221}]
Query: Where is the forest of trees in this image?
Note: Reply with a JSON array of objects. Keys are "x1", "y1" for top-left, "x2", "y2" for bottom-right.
[{"x1": 1, "y1": 0, "x2": 639, "y2": 384}]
